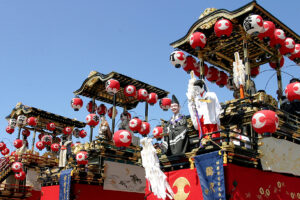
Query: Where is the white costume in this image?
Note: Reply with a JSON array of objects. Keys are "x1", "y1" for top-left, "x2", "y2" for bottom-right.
[
  {"x1": 186, "y1": 78, "x2": 222, "y2": 136},
  {"x1": 59, "y1": 140, "x2": 72, "y2": 167}
]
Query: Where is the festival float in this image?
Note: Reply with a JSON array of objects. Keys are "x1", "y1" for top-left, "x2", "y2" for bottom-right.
[{"x1": 0, "y1": 1, "x2": 300, "y2": 200}]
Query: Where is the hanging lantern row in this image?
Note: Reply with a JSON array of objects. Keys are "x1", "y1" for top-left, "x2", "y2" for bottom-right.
[
  {"x1": 12, "y1": 162, "x2": 26, "y2": 180},
  {"x1": 128, "y1": 117, "x2": 151, "y2": 136},
  {"x1": 170, "y1": 51, "x2": 229, "y2": 87}
]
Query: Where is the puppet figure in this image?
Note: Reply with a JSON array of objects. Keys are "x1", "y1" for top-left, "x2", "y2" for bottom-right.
[
  {"x1": 98, "y1": 115, "x2": 112, "y2": 141},
  {"x1": 187, "y1": 78, "x2": 221, "y2": 139}
]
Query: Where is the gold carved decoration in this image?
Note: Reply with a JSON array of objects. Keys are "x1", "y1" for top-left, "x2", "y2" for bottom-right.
[
  {"x1": 172, "y1": 177, "x2": 191, "y2": 200},
  {"x1": 199, "y1": 8, "x2": 218, "y2": 29}
]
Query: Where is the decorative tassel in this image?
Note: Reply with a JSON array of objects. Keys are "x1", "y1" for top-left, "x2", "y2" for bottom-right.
[{"x1": 189, "y1": 158, "x2": 194, "y2": 170}]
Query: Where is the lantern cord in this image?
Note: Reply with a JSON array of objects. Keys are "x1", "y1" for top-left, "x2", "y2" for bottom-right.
[
  {"x1": 281, "y1": 71, "x2": 295, "y2": 78},
  {"x1": 264, "y1": 72, "x2": 277, "y2": 91}
]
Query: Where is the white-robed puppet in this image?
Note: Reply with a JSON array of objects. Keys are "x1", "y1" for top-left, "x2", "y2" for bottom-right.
[
  {"x1": 187, "y1": 78, "x2": 221, "y2": 139},
  {"x1": 59, "y1": 138, "x2": 72, "y2": 168}
]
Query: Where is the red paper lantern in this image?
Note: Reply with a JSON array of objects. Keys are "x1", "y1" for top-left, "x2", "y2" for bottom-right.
[
  {"x1": 46, "y1": 122, "x2": 56, "y2": 131},
  {"x1": 139, "y1": 121, "x2": 150, "y2": 136},
  {"x1": 38, "y1": 133, "x2": 44, "y2": 141},
  {"x1": 206, "y1": 66, "x2": 219, "y2": 82},
  {"x1": 129, "y1": 117, "x2": 142, "y2": 132},
  {"x1": 137, "y1": 89, "x2": 148, "y2": 102},
  {"x1": 63, "y1": 127, "x2": 73, "y2": 135},
  {"x1": 105, "y1": 79, "x2": 120, "y2": 95},
  {"x1": 153, "y1": 126, "x2": 163, "y2": 139},
  {"x1": 76, "y1": 151, "x2": 88, "y2": 165},
  {"x1": 252, "y1": 110, "x2": 278, "y2": 134},
  {"x1": 113, "y1": 130, "x2": 132, "y2": 147},
  {"x1": 12, "y1": 162, "x2": 23, "y2": 173},
  {"x1": 15, "y1": 171, "x2": 26, "y2": 181},
  {"x1": 214, "y1": 18, "x2": 233, "y2": 38},
  {"x1": 22, "y1": 129, "x2": 30, "y2": 137},
  {"x1": 272, "y1": 29, "x2": 286, "y2": 48},
  {"x1": 279, "y1": 37, "x2": 295, "y2": 56},
  {"x1": 216, "y1": 71, "x2": 228, "y2": 87},
  {"x1": 258, "y1": 21, "x2": 275, "y2": 42},
  {"x1": 41, "y1": 135, "x2": 53, "y2": 146},
  {"x1": 124, "y1": 85, "x2": 137, "y2": 97},
  {"x1": 193, "y1": 62, "x2": 208, "y2": 77},
  {"x1": 14, "y1": 139, "x2": 23, "y2": 149},
  {"x1": 251, "y1": 66, "x2": 260, "y2": 78},
  {"x1": 170, "y1": 51, "x2": 186, "y2": 68},
  {"x1": 0, "y1": 142, "x2": 6, "y2": 151},
  {"x1": 97, "y1": 104, "x2": 107, "y2": 116},
  {"x1": 36, "y1": 141, "x2": 45, "y2": 150},
  {"x1": 147, "y1": 93, "x2": 158, "y2": 105},
  {"x1": 27, "y1": 117, "x2": 38, "y2": 127},
  {"x1": 79, "y1": 130, "x2": 87, "y2": 138},
  {"x1": 71, "y1": 96, "x2": 83, "y2": 111},
  {"x1": 189, "y1": 32, "x2": 206, "y2": 49},
  {"x1": 160, "y1": 98, "x2": 171, "y2": 111},
  {"x1": 86, "y1": 101, "x2": 97, "y2": 113},
  {"x1": 6, "y1": 126, "x2": 14, "y2": 134},
  {"x1": 182, "y1": 56, "x2": 197, "y2": 73},
  {"x1": 1, "y1": 148, "x2": 9, "y2": 156},
  {"x1": 86, "y1": 113, "x2": 100, "y2": 127},
  {"x1": 285, "y1": 82, "x2": 300, "y2": 102},
  {"x1": 107, "y1": 107, "x2": 118, "y2": 119},
  {"x1": 51, "y1": 143, "x2": 60, "y2": 152},
  {"x1": 289, "y1": 44, "x2": 300, "y2": 61},
  {"x1": 269, "y1": 56, "x2": 284, "y2": 69}
]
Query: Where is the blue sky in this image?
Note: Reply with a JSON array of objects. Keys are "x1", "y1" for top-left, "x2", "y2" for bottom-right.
[{"x1": 0, "y1": 0, "x2": 299, "y2": 150}]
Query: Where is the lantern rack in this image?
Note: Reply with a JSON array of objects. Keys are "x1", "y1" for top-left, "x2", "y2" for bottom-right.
[
  {"x1": 73, "y1": 71, "x2": 169, "y2": 110},
  {"x1": 170, "y1": 1, "x2": 300, "y2": 72}
]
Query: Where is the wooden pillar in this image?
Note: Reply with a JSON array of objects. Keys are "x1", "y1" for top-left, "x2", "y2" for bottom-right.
[
  {"x1": 243, "y1": 38, "x2": 251, "y2": 95},
  {"x1": 89, "y1": 97, "x2": 96, "y2": 143},
  {"x1": 17, "y1": 127, "x2": 22, "y2": 139},
  {"x1": 276, "y1": 55, "x2": 283, "y2": 105},
  {"x1": 31, "y1": 116, "x2": 39, "y2": 151},
  {"x1": 145, "y1": 102, "x2": 149, "y2": 122},
  {"x1": 111, "y1": 94, "x2": 117, "y2": 134},
  {"x1": 197, "y1": 51, "x2": 205, "y2": 80}
]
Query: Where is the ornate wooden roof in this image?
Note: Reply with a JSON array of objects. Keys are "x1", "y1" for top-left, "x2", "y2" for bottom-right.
[
  {"x1": 74, "y1": 71, "x2": 169, "y2": 110},
  {"x1": 170, "y1": 1, "x2": 300, "y2": 73},
  {"x1": 6, "y1": 102, "x2": 86, "y2": 131}
]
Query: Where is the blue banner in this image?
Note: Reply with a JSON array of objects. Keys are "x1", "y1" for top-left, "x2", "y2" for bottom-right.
[
  {"x1": 59, "y1": 168, "x2": 72, "y2": 200},
  {"x1": 194, "y1": 151, "x2": 226, "y2": 200}
]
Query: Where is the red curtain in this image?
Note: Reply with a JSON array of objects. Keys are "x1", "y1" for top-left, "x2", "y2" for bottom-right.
[
  {"x1": 225, "y1": 163, "x2": 300, "y2": 200},
  {"x1": 40, "y1": 185, "x2": 59, "y2": 200}
]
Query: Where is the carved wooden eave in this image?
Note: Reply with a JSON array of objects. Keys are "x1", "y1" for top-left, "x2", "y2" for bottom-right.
[
  {"x1": 74, "y1": 71, "x2": 169, "y2": 110},
  {"x1": 6, "y1": 102, "x2": 86, "y2": 132},
  {"x1": 170, "y1": 1, "x2": 300, "y2": 73}
]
